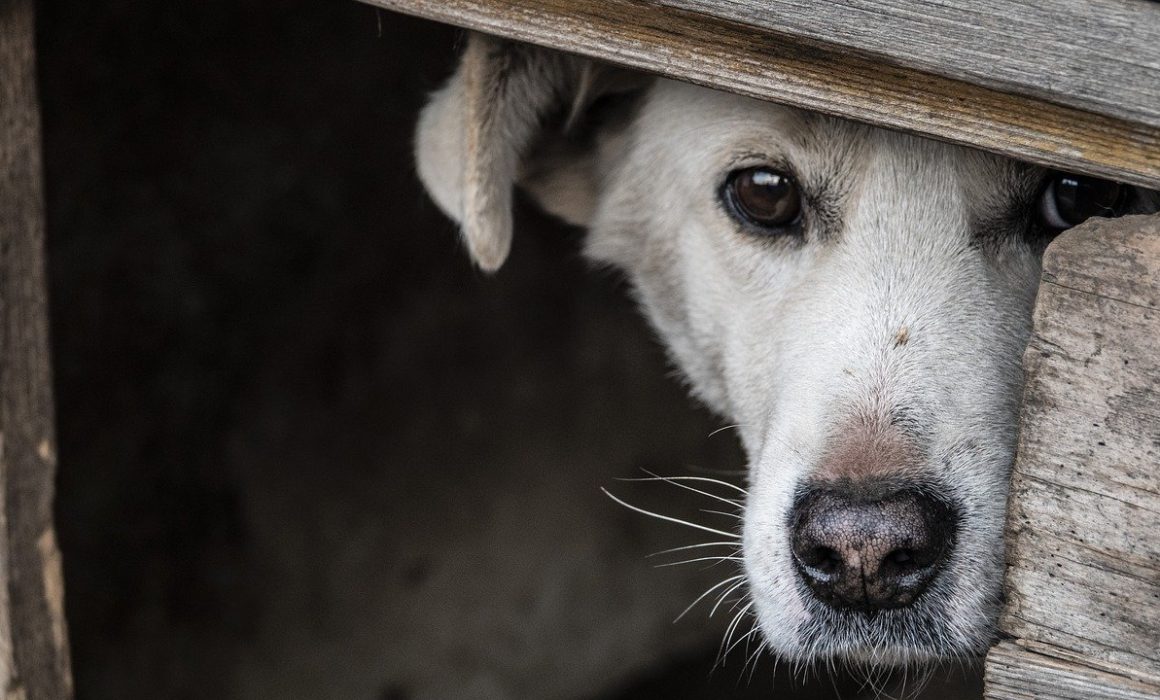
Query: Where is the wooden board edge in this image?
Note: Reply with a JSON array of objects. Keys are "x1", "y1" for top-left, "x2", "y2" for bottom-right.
[
  {"x1": 361, "y1": 0, "x2": 1160, "y2": 190},
  {"x1": 0, "y1": 0, "x2": 75, "y2": 697},
  {"x1": 661, "y1": 0, "x2": 1160, "y2": 130}
]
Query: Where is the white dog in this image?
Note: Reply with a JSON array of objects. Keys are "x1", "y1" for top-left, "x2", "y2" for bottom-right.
[{"x1": 414, "y1": 34, "x2": 1159, "y2": 669}]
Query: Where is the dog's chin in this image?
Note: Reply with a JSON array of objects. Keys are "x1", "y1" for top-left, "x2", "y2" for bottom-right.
[
  {"x1": 811, "y1": 636, "x2": 956, "y2": 668},
  {"x1": 756, "y1": 591, "x2": 994, "y2": 668}
]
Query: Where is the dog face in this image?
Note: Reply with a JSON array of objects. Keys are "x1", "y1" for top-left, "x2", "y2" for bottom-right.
[{"x1": 415, "y1": 36, "x2": 1159, "y2": 667}]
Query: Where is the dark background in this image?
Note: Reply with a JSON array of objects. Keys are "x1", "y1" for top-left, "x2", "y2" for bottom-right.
[{"x1": 36, "y1": 2, "x2": 980, "y2": 698}]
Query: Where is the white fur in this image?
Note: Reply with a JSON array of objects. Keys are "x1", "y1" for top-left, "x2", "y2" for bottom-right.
[
  {"x1": 584, "y1": 83, "x2": 1040, "y2": 662},
  {"x1": 414, "y1": 38, "x2": 1160, "y2": 667}
]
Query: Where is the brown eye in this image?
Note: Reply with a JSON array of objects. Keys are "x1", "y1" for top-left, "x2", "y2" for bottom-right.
[
  {"x1": 1039, "y1": 173, "x2": 1128, "y2": 230},
  {"x1": 724, "y1": 167, "x2": 802, "y2": 230}
]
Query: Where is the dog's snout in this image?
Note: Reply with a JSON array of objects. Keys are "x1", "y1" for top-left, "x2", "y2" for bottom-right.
[{"x1": 790, "y1": 486, "x2": 956, "y2": 611}]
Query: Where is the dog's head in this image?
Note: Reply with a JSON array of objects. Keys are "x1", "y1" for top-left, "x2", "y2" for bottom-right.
[{"x1": 414, "y1": 35, "x2": 1159, "y2": 666}]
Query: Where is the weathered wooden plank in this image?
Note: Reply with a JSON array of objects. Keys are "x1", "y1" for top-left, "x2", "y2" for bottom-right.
[
  {"x1": 365, "y1": 0, "x2": 1160, "y2": 190},
  {"x1": 986, "y1": 641, "x2": 1160, "y2": 700},
  {"x1": 983, "y1": 214, "x2": 1160, "y2": 699},
  {"x1": 0, "y1": 0, "x2": 75, "y2": 697},
  {"x1": 664, "y1": 0, "x2": 1160, "y2": 129}
]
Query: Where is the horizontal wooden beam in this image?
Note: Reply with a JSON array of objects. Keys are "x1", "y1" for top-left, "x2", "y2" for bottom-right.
[
  {"x1": 364, "y1": 0, "x2": 1160, "y2": 190},
  {"x1": 664, "y1": 0, "x2": 1160, "y2": 130}
]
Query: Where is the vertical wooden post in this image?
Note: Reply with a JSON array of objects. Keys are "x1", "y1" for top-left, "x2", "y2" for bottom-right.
[
  {"x1": 0, "y1": 0, "x2": 74, "y2": 697},
  {"x1": 984, "y1": 214, "x2": 1160, "y2": 699}
]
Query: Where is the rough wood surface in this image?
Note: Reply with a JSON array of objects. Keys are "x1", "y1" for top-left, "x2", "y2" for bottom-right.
[
  {"x1": 365, "y1": 0, "x2": 1160, "y2": 190},
  {"x1": 983, "y1": 214, "x2": 1160, "y2": 699},
  {"x1": 987, "y1": 641, "x2": 1160, "y2": 700},
  {"x1": 665, "y1": 0, "x2": 1160, "y2": 129},
  {"x1": 0, "y1": 0, "x2": 75, "y2": 697}
]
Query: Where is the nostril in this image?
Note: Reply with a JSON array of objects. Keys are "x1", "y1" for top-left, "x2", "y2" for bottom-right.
[
  {"x1": 881, "y1": 547, "x2": 920, "y2": 576},
  {"x1": 801, "y1": 546, "x2": 842, "y2": 575},
  {"x1": 887, "y1": 548, "x2": 912, "y2": 565},
  {"x1": 789, "y1": 484, "x2": 958, "y2": 610}
]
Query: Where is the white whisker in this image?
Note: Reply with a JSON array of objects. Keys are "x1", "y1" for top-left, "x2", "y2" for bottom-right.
[
  {"x1": 708, "y1": 578, "x2": 748, "y2": 618},
  {"x1": 685, "y1": 464, "x2": 748, "y2": 477},
  {"x1": 674, "y1": 573, "x2": 746, "y2": 623},
  {"x1": 724, "y1": 616, "x2": 760, "y2": 658},
  {"x1": 654, "y1": 555, "x2": 742, "y2": 568},
  {"x1": 744, "y1": 633, "x2": 766, "y2": 683},
  {"x1": 700, "y1": 508, "x2": 742, "y2": 520},
  {"x1": 646, "y1": 541, "x2": 740, "y2": 558},
  {"x1": 601, "y1": 488, "x2": 739, "y2": 539},
  {"x1": 717, "y1": 600, "x2": 755, "y2": 665},
  {"x1": 619, "y1": 471, "x2": 747, "y2": 501},
  {"x1": 707, "y1": 423, "x2": 740, "y2": 438}
]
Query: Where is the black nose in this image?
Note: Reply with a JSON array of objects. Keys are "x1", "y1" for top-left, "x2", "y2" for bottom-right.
[{"x1": 790, "y1": 485, "x2": 956, "y2": 611}]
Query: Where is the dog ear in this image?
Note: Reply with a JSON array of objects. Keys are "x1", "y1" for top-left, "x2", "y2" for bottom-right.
[{"x1": 415, "y1": 33, "x2": 648, "y2": 272}]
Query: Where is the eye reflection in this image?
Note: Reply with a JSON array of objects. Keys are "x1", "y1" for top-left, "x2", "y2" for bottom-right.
[
  {"x1": 724, "y1": 167, "x2": 802, "y2": 232},
  {"x1": 1039, "y1": 172, "x2": 1127, "y2": 230}
]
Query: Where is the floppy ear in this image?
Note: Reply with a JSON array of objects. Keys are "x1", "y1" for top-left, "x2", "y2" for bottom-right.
[{"x1": 415, "y1": 33, "x2": 647, "y2": 272}]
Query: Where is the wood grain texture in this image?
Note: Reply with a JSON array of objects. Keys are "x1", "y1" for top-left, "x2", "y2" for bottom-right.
[
  {"x1": 0, "y1": 0, "x2": 75, "y2": 697},
  {"x1": 365, "y1": 0, "x2": 1160, "y2": 190},
  {"x1": 983, "y1": 214, "x2": 1160, "y2": 699},
  {"x1": 665, "y1": 0, "x2": 1160, "y2": 129},
  {"x1": 986, "y1": 641, "x2": 1160, "y2": 700}
]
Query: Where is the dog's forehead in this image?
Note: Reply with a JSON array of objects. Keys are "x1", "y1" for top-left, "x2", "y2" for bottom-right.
[
  {"x1": 638, "y1": 80, "x2": 866, "y2": 169},
  {"x1": 639, "y1": 80, "x2": 1036, "y2": 200}
]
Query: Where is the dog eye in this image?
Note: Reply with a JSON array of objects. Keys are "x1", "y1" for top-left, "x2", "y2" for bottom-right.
[
  {"x1": 1038, "y1": 172, "x2": 1128, "y2": 230},
  {"x1": 724, "y1": 167, "x2": 802, "y2": 230}
]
